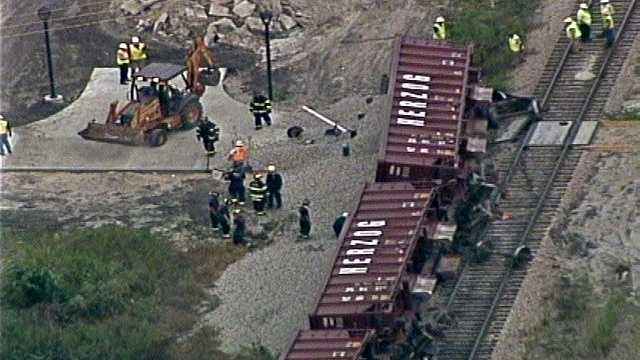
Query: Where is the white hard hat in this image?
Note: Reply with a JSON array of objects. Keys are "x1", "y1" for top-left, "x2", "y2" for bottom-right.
[
  {"x1": 0, "y1": 114, "x2": 4, "y2": 120},
  {"x1": 235, "y1": 140, "x2": 243, "y2": 146},
  {"x1": 564, "y1": 17, "x2": 573, "y2": 23},
  {"x1": 267, "y1": 165, "x2": 276, "y2": 172},
  {"x1": 601, "y1": 0, "x2": 609, "y2": 3},
  {"x1": 131, "y1": 36, "x2": 140, "y2": 43},
  {"x1": 342, "y1": 212, "x2": 349, "y2": 217},
  {"x1": 436, "y1": 16, "x2": 445, "y2": 22},
  {"x1": 580, "y1": 3, "x2": 588, "y2": 9},
  {"x1": 118, "y1": 42, "x2": 128, "y2": 49}
]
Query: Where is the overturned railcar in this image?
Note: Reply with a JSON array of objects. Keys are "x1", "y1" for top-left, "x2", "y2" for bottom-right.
[
  {"x1": 377, "y1": 36, "x2": 483, "y2": 183},
  {"x1": 282, "y1": 329, "x2": 375, "y2": 360}
]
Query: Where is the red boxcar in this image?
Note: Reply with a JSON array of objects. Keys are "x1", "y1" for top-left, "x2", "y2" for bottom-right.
[
  {"x1": 377, "y1": 36, "x2": 475, "y2": 183},
  {"x1": 281, "y1": 329, "x2": 375, "y2": 360}
]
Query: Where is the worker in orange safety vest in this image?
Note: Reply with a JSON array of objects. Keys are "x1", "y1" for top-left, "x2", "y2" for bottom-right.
[{"x1": 227, "y1": 139, "x2": 249, "y2": 169}]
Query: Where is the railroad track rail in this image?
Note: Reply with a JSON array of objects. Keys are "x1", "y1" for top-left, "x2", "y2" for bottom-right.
[{"x1": 434, "y1": 0, "x2": 640, "y2": 359}]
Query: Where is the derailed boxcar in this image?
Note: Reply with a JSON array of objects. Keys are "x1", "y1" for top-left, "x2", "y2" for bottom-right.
[
  {"x1": 308, "y1": 182, "x2": 440, "y2": 336},
  {"x1": 281, "y1": 329, "x2": 375, "y2": 360},
  {"x1": 377, "y1": 36, "x2": 478, "y2": 183}
]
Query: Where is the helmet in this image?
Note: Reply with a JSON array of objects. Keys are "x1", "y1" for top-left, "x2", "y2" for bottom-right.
[
  {"x1": 209, "y1": 191, "x2": 218, "y2": 196},
  {"x1": 563, "y1": 17, "x2": 573, "y2": 23},
  {"x1": 151, "y1": 77, "x2": 160, "y2": 83},
  {"x1": 601, "y1": 0, "x2": 609, "y2": 3},
  {"x1": 235, "y1": 140, "x2": 244, "y2": 146},
  {"x1": 267, "y1": 165, "x2": 276, "y2": 172},
  {"x1": 131, "y1": 36, "x2": 140, "y2": 43},
  {"x1": 232, "y1": 209, "x2": 241, "y2": 214},
  {"x1": 341, "y1": 212, "x2": 349, "y2": 217},
  {"x1": 254, "y1": 173, "x2": 262, "y2": 179},
  {"x1": 580, "y1": 3, "x2": 588, "y2": 9},
  {"x1": 0, "y1": 115, "x2": 4, "y2": 120},
  {"x1": 436, "y1": 16, "x2": 445, "y2": 23},
  {"x1": 118, "y1": 42, "x2": 128, "y2": 50},
  {"x1": 302, "y1": 199, "x2": 310, "y2": 206}
]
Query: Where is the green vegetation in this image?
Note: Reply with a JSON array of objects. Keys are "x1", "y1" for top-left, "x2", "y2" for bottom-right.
[
  {"x1": 585, "y1": 293, "x2": 625, "y2": 355},
  {"x1": 0, "y1": 226, "x2": 273, "y2": 360},
  {"x1": 449, "y1": 0, "x2": 540, "y2": 88},
  {"x1": 605, "y1": 109, "x2": 640, "y2": 121}
]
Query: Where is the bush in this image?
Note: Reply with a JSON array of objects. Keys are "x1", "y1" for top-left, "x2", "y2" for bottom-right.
[{"x1": 586, "y1": 293, "x2": 625, "y2": 356}]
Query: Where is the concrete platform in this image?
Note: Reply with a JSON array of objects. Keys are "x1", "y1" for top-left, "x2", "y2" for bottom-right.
[
  {"x1": 1, "y1": 68, "x2": 275, "y2": 171},
  {"x1": 572, "y1": 121, "x2": 598, "y2": 145},
  {"x1": 527, "y1": 121, "x2": 572, "y2": 146}
]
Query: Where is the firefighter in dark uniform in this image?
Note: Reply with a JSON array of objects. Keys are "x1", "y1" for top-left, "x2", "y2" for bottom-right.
[
  {"x1": 208, "y1": 191, "x2": 220, "y2": 230},
  {"x1": 196, "y1": 117, "x2": 219, "y2": 156},
  {"x1": 218, "y1": 198, "x2": 232, "y2": 239},
  {"x1": 266, "y1": 164, "x2": 283, "y2": 209},
  {"x1": 232, "y1": 209, "x2": 246, "y2": 245},
  {"x1": 249, "y1": 93, "x2": 272, "y2": 130},
  {"x1": 249, "y1": 174, "x2": 268, "y2": 216},
  {"x1": 228, "y1": 167, "x2": 246, "y2": 205},
  {"x1": 333, "y1": 212, "x2": 349, "y2": 238},
  {"x1": 298, "y1": 199, "x2": 311, "y2": 240}
]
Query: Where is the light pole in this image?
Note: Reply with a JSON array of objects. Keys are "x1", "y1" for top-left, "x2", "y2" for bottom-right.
[
  {"x1": 260, "y1": 10, "x2": 273, "y2": 101},
  {"x1": 37, "y1": 6, "x2": 63, "y2": 103}
]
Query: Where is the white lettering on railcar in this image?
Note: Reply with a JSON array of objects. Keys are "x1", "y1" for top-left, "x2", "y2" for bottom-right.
[{"x1": 398, "y1": 73, "x2": 431, "y2": 123}]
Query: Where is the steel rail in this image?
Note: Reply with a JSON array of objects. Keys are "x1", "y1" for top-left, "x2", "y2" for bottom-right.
[
  {"x1": 466, "y1": 0, "x2": 638, "y2": 358},
  {"x1": 0, "y1": 167, "x2": 211, "y2": 174}
]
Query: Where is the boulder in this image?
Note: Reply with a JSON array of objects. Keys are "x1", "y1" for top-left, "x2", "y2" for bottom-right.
[
  {"x1": 209, "y1": 3, "x2": 232, "y2": 17},
  {"x1": 153, "y1": 12, "x2": 169, "y2": 32},
  {"x1": 245, "y1": 16, "x2": 264, "y2": 32},
  {"x1": 193, "y1": 5, "x2": 209, "y2": 19},
  {"x1": 279, "y1": 14, "x2": 297, "y2": 31},
  {"x1": 233, "y1": 0, "x2": 256, "y2": 18},
  {"x1": 121, "y1": 0, "x2": 143, "y2": 15},
  {"x1": 212, "y1": 18, "x2": 238, "y2": 33}
]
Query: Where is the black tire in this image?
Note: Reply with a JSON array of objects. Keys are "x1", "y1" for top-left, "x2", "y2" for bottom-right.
[
  {"x1": 180, "y1": 100, "x2": 203, "y2": 129},
  {"x1": 147, "y1": 129, "x2": 168, "y2": 147}
]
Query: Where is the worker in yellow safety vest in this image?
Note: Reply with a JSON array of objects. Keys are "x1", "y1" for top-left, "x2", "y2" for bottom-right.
[
  {"x1": 508, "y1": 34, "x2": 525, "y2": 64},
  {"x1": 564, "y1": 17, "x2": 582, "y2": 53},
  {"x1": 0, "y1": 114, "x2": 13, "y2": 156},
  {"x1": 129, "y1": 36, "x2": 149, "y2": 77},
  {"x1": 600, "y1": 0, "x2": 615, "y2": 37},
  {"x1": 603, "y1": 13, "x2": 616, "y2": 48},
  {"x1": 577, "y1": 3, "x2": 592, "y2": 42},
  {"x1": 116, "y1": 42, "x2": 130, "y2": 84},
  {"x1": 433, "y1": 16, "x2": 447, "y2": 40}
]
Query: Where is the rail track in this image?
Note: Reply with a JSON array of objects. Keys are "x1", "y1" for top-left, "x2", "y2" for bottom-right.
[{"x1": 434, "y1": 0, "x2": 640, "y2": 359}]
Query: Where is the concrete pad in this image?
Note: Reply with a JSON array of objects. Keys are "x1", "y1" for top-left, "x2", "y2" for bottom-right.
[
  {"x1": 527, "y1": 121, "x2": 572, "y2": 146},
  {"x1": 2, "y1": 67, "x2": 274, "y2": 171},
  {"x1": 495, "y1": 114, "x2": 531, "y2": 143},
  {"x1": 572, "y1": 121, "x2": 598, "y2": 145}
]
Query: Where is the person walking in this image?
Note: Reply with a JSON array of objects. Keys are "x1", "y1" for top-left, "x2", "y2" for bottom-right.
[
  {"x1": 298, "y1": 199, "x2": 311, "y2": 240},
  {"x1": 196, "y1": 117, "x2": 219, "y2": 156},
  {"x1": 564, "y1": 17, "x2": 582, "y2": 53},
  {"x1": 227, "y1": 140, "x2": 250, "y2": 170},
  {"x1": 249, "y1": 93, "x2": 272, "y2": 130},
  {"x1": 232, "y1": 209, "x2": 246, "y2": 245},
  {"x1": 0, "y1": 115, "x2": 12, "y2": 156},
  {"x1": 248, "y1": 174, "x2": 268, "y2": 216},
  {"x1": 116, "y1": 42, "x2": 130, "y2": 84},
  {"x1": 603, "y1": 12, "x2": 616, "y2": 48},
  {"x1": 228, "y1": 167, "x2": 246, "y2": 205},
  {"x1": 577, "y1": 3, "x2": 592, "y2": 42},
  {"x1": 208, "y1": 191, "x2": 220, "y2": 230},
  {"x1": 129, "y1": 36, "x2": 149, "y2": 76},
  {"x1": 432, "y1": 16, "x2": 447, "y2": 40},
  {"x1": 266, "y1": 164, "x2": 283, "y2": 209},
  {"x1": 600, "y1": 0, "x2": 615, "y2": 37},
  {"x1": 218, "y1": 198, "x2": 232, "y2": 239},
  {"x1": 508, "y1": 34, "x2": 525, "y2": 64},
  {"x1": 333, "y1": 212, "x2": 349, "y2": 238}
]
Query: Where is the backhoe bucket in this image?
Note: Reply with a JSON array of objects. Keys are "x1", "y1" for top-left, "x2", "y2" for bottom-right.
[{"x1": 78, "y1": 122, "x2": 145, "y2": 146}]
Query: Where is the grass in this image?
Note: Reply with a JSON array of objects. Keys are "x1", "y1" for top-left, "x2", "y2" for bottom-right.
[
  {"x1": 585, "y1": 293, "x2": 625, "y2": 356},
  {"x1": 605, "y1": 109, "x2": 640, "y2": 121},
  {"x1": 449, "y1": 0, "x2": 540, "y2": 89},
  {"x1": 0, "y1": 226, "x2": 269, "y2": 360}
]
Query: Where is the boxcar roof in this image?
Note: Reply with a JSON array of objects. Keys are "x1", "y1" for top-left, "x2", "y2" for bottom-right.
[
  {"x1": 282, "y1": 329, "x2": 374, "y2": 360},
  {"x1": 379, "y1": 36, "x2": 472, "y2": 169},
  {"x1": 312, "y1": 182, "x2": 433, "y2": 317}
]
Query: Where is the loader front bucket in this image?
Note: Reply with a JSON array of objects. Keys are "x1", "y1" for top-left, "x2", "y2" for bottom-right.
[{"x1": 78, "y1": 122, "x2": 146, "y2": 146}]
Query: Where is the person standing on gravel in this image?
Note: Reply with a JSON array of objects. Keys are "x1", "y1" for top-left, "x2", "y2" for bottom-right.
[
  {"x1": 577, "y1": 3, "x2": 592, "y2": 42},
  {"x1": 218, "y1": 198, "x2": 232, "y2": 239},
  {"x1": 564, "y1": 17, "x2": 582, "y2": 53},
  {"x1": 508, "y1": 34, "x2": 525, "y2": 64},
  {"x1": 248, "y1": 174, "x2": 268, "y2": 216},
  {"x1": 232, "y1": 209, "x2": 246, "y2": 245},
  {"x1": 208, "y1": 192, "x2": 220, "y2": 230},
  {"x1": 116, "y1": 43, "x2": 130, "y2": 85},
  {"x1": 298, "y1": 199, "x2": 312, "y2": 240},
  {"x1": 333, "y1": 212, "x2": 349, "y2": 238},
  {"x1": 266, "y1": 164, "x2": 283, "y2": 209},
  {"x1": 228, "y1": 167, "x2": 246, "y2": 205},
  {"x1": 0, "y1": 115, "x2": 12, "y2": 156},
  {"x1": 129, "y1": 36, "x2": 149, "y2": 76},
  {"x1": 432, "y1": 16, "x2": 447, "y2": 40},
  {"x1": 249, "y1": 93, "x2": 272, "y2": 130},
  {"x1": 603, "y1": 12, "x2": 616, "y2": 48}
]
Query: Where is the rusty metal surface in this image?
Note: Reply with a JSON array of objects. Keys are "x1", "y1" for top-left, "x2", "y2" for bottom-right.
[
  {"x1": 282, "y1": 329, "x2": 374, "y2": 360},
  {"x1": 311, "y1": 182, "x2": 433, "y2": 318},
  {"x1": 379, "y1": 36, "x2": 472, "y2": 172}
]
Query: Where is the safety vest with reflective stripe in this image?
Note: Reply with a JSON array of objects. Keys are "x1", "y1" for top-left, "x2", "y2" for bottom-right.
[
  {"x1": 249, "y1": 180, "x2": 267, "y2": 200},
  {"x1": 566, "y1": 21, "x2": 582, "y2": 40},
  {"x1": 601, "y1": 4, "x2": 614, "y2": 17},
  {"x1": 130, "y1": 43, "x2": 148, "y2": 61},
  {"x1": 603, "y1": 14, "x2": 615, "y2": 29},
  {"x1": 250, "y1": 99, "x2": 272, "y2": 114},
  {"x1": 0, "y1": 120, "x2": 9, "y2": 134},
  {"x1": 508, "y1": 35, "x2": 524, "y2": 53},
  {"x1": 577, "y1": 9, "x2": 592, "y2": 26},
  {"x1": 433, "y1": 23, "x2": 446, "y2": 40},
  {"x1": 116, "y1": 49, "x2": 130, "y2": 65},
  {"x1": 231, "y1": 145, "x2": 249, "y2": 162}
]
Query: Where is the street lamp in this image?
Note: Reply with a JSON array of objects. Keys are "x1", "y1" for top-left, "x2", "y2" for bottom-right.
[
  {"x1": 259, "y1": 10, "x2": 273, "y2": 101},
  {"x1": 37, "y1": 6, "x2": 63, "y2": 103}
]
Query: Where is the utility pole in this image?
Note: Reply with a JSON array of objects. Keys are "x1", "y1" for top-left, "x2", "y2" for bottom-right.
[
  {"x1": 38, "y1": 6, "x2": 63, "y2": 103},
  {"x1": 260, "y1": 10, "x2": 274, "y2": 101}
]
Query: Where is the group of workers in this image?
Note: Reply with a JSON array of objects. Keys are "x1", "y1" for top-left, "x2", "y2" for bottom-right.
[
  {"x1": 565, "y1": 1, "x2": 617, "y2": 52},
  {"x1": 116, "y1": 36, "x2": 149, "y2": 85}
]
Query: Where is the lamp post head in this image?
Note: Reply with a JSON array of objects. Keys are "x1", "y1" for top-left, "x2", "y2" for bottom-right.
[
  {"x1": 260, "y1": 10, "x2": 273, "y2": 26},
  {"x1": 38, "y1": 6, "x2": 52, "y2": 21}
]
